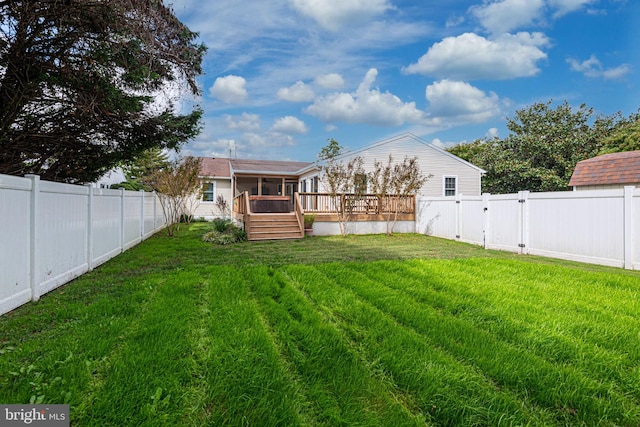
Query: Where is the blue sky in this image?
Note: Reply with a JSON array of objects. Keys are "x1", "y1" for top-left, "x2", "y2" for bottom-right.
[{"x1": 169, "y1": 0, "x2": 637, "y2": 162}]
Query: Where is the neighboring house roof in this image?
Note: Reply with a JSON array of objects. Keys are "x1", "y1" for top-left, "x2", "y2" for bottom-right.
[
  {"x1": 230, "y1": 159, "x2": 313, "y2": 175},
  {"x1": 199, "y1": 157, "x2": 232, "y2": 178},
  {"x1": 569, "y1": 151, "x2": 640, "y2": 187}
]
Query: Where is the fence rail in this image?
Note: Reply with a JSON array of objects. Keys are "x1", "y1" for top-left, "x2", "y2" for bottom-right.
[
  {"x1": 416, "y1": 187, "x2": 640, "y2": 270},
  {"x1": 1, "y1": 173, "x2": 166, "y2": 316}
]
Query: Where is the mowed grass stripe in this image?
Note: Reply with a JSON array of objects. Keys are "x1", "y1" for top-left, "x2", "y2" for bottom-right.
[
  {"x1": 74, "y1": 271, "x2": 204, "y2": 426},
  {"x1": 246, "y1": 266, "x2": 426, "y2": 426},
  {"x1": 283, "y1": 264, "x2": 554, "y2": 426},
  {"x1": 317, "y1": 261, "x2": 640, "y2": 426},
  {"x1": 201, "y1": 266, "x2": 305, "y2": 426},
  {"x1": 0, "y1": 271, "x2": 159, "y2": 410},
  {"x1": 366, "y1": 258, "x2": 640, "y2": 394}
]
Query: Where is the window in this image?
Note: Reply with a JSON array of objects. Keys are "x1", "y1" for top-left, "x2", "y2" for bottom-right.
[
  {"x1": 301, "y1": 179, "x2": 307, "y2": 192},
  {"x1": 312, "y1": 176, "x2": 319, "y2": 192},
  {"x1": 443, "y1": 176, "x2": 457, "y2": 196},
  {"x1": 354, "y1": 173, "x2": 367, "y2": 194},
  {"x1": 202, "y1": 182, "x2": 216, "y2": 201}
]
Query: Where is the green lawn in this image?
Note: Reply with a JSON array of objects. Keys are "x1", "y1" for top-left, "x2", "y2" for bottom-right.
[{"x1": 1, "y1": 224, "x2": 640, "y2": 426}]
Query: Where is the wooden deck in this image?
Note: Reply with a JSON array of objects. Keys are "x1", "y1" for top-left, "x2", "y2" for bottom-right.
[{"x1": 233, "y1": 191, "x2": 416, "y2": 241}]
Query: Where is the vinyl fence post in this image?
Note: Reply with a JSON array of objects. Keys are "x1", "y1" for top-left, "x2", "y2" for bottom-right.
[
  {"x1": 482, "y1": 193, "x2": 490, "y2": 249},
  {"x1": 518, "y1": 190, "x2": 530, "y2": 255},
  {"x1": 86, "y1": 184, "x2": 94, "y2": 271},
  {"x1": 624, "y1": 186, "x2": 634, "y2": 270},
  {"x1": 455, "y1": 193, "x2": 463, "y2": 240},
  {"x1": 120, "y1": 188, "x2": 126, "y2": 253},
  {"x1": 25, "y1": 174, "x2": 41, "y2": 302},
  {"x1": 153, "y1": 191, "x2": 157, "y2": 231},
  {"x1": 140, "y1": 190, "x2": 145, "y2": 239}
]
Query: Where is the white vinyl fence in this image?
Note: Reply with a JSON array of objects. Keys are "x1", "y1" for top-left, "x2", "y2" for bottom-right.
[
  {"x1": 417, "y1": 187, "x2": 639, "y2": 270},
  {"x1": 1, "y1": 173, "x2": 166, "y2": 316}
]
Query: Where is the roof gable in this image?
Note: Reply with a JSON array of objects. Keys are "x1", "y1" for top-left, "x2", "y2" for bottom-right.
[
  {"x1": 333, "y1": 132, "x2": 486, "y2": 174},
  {"x1": 569, "y1": 151, "x2": 640, "y2": 186}
]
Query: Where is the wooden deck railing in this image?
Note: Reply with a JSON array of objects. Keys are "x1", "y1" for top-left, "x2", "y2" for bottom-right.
[
  {"x1": 298, "y1": 193, "x2": 415, "y2": 215},
  {"x1": 234, "y1": 191, "x2": 249, "y2": 215},
  {"x1": 293, "y1": 192, "x2": 304, "y2": 231}
]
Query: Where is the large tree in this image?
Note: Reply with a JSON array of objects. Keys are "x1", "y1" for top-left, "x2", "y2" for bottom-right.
[
  {"x1": 0, "y1": 0, "x2": 205, "y2": 183},
  {"x1": 448, "y1": 101, "x2": 626, "y2": 193},
  {"x1": 598, "y1": 116, "x2": 640, "y2": 155}
]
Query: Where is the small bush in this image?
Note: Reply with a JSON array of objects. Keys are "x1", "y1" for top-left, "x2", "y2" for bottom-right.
[
  {"x1": 304, "y1": 213, "x2": 316, "y2": 229},
  {"x1": 203, "y1": 220, "x2": 247, "y2": 245},
  {"x1": 232, "y1": 227, "x2": 247, "y2": 242},
  {"x1": 212, "y1": 218, "x2": 233, "y2": 233}
]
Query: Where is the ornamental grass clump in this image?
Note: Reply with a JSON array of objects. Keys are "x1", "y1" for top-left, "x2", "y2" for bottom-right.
[{"x1": 202, "y1": 218, "x2": 247, "y2": 245}]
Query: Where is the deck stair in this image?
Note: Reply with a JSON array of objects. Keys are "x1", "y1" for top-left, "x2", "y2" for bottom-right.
[{"x1": 246, "y1": 212, "x2": 303, "y2": 241}]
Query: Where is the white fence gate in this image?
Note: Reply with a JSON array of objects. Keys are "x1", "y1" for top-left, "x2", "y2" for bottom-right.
[
  {"x1": 417, "y1": 187, "x2": 639, "y2": 270},
  {"x1": 1, "y1": 173, "x2": 166, "y2": 316}
]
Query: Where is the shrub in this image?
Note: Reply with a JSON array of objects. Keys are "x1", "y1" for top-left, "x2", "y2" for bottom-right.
[
  {"x1": 203, "y1": 219, "x2": 247, "y2": 245},
  {"x1": 212, "y1": 218, "x2": 233, "y2": 233},
  {"x1": 304, "y1": 213, "x2": 316, "y2": 229}
]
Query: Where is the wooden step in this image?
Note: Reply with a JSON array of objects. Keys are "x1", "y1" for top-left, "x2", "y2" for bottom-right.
[{"x1": 245, "y1": 212, "x2": 303, "y2": 241}]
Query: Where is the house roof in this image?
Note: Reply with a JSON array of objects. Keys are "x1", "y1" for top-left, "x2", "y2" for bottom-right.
[
  {"x1": 199, "y1": 157, "x2": 231, "y2": 178},
  {"x1": 230, "y1": 159, "x2": 313, "y2": 175},
  {"x1": 309, "y1": 132, "x2": 486, "y2": 175},
  {"x1": 569, "y1": 150, "x2": 640, "y2": 186}
]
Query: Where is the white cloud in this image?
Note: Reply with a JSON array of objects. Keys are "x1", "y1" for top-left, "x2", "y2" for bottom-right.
[
  {"x1": 305, "y1": 68, "x2": 427, "y2": 126},
  {"x1": 209, "y1": 75, "x2": 248, "y2": 103},
  {"x1": 242, "y1": 132, "x2": 296, "y2": 149},
  {"x1": 470, "y1": 0, "x2": 545, "y2": 34},
  {"x1": 224, "y1": 113, "x2": 261, "y2": 131},
  {"x1": 425, "y1": 80, "x2": 501, "y2": 123},
  {"x1": 486, "y1": 127, "x2": 499, "y2": 139},
  {"x1": 548, "y1": 0, "x2": 596, "y2": 17},
  {"x1": 315, "y1": 73, "x2": 345, "y2": 89},
  {"x1": 403, "y1": 32, "x2": 549, "y2": 80},
  {"x1": 567, "y1": 55, "x2": 631, "y2": 80},
  {"x1": 271, "y1": 116, "x2": 309, "y2": 134},
  {"x1": 445, "y1": 15, "x2": 465, "y2": 28},
  {"x1": 290, "y1": 0, "x2": 393, "y2": 31},
  {"x1": 277, "y1": 81, "x2": 315, "y2": 102},
  {"x1": 430, "y1": 138, "x2": 445, "y2": 149}
]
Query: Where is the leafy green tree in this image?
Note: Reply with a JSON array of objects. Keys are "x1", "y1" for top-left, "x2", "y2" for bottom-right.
[
  {"x1": 448, "y1": 100, "x2": 625, "y2": 193},
  {"x1": 0, "y1": 0, "x2": 206, "y2": 183},
  {"x1": 598, "y1": 116, "x2": 640, "y2": 154},
  {"x1": 447, "y1": 139, "x2": 491, "y2": 164},
  {"x1": 112, "y1": 148, "x2": 170, "y2": 191}
]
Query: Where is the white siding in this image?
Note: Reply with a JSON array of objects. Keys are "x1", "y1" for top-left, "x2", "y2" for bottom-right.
[
  {"x1": 193, "y1": 178, "x2": 233, "y2": 219},
  {"x1": 575, "y1": 183, "x2": 640, "y2": 191},
  {"x1": 334, "y1": 134, "x2": 483, "y2": 196}
]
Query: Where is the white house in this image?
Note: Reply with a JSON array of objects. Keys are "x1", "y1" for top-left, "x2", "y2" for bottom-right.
[
  {"x1": 192, "y1": 132, "x2": 484, "y2": 221},
  {"x1": 298, "y1": 133, "x2": 485, "y2": 197}
]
